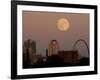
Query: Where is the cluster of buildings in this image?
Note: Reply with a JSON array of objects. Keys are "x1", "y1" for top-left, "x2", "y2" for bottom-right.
[
  {"x1": 23, "y1": 39, "x2": 79, "y2": 68},
  {"x1": 23, "y1": 39, "x2": 47, "y2": 67},
  {"x1": 47, "y1": 40, "x2": 79, "y2": 64}
]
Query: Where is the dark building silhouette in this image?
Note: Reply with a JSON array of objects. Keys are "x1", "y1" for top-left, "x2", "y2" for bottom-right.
[
  {"x1": 23, "y1": 39, "x2": 36, "y2": 67},
  {"x1": 46, "y1": 49, "x2": 48, "y2": 57},
  {"x1": 79, "y1": 57, "x2": 89, "y2": 65},
  {"x1": 59, "y1": 50, "x2": 79, "y2": 64},
  {"x1": 47, "y1": 55, "x2": 64, "y2": 66},
  {"x1": 31, "y1": 40, "x2": 36, "y2": 54}
]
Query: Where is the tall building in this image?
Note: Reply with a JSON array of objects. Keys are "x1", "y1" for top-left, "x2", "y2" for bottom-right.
[
  {"x1": 48, "y1": 40, "x2": 60, "y2": 56},
  {"x1": 23, "y1": 40, "x2": 36, "y2": 54},
  {"x1": 29, "y1": 40, "x2": 36, "y2": 65},
  {"x1": 31, "y1": 40, "x2": 36, "y2": 54},
  {"x1": 23, "y1": 39, "x2": 36, "y2": 66}
]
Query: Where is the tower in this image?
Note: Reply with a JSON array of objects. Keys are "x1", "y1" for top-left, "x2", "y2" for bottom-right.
[
  {"x1": 31, "y1": 40, "x2": 36, "y2": 54},
  {"x1": 23, "y1": 39, "x2": 36, "y2": 66},
  {"x1": 48, "y1": 40, "x2": 60, "y2": 56}
]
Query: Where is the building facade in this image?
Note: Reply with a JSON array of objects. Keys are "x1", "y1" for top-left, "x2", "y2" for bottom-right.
[
  {"x1": 59, "y1": 50, "x2": 79, "y2": 64},
  {"x1": 23, "y1": 39, "x2": 36, "y2": 66},
  {"x1": 48, "y1": 40, "x2": 60, "y2": 56}
]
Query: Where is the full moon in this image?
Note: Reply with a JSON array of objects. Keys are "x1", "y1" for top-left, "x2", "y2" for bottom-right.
[{"x1": 57, "y1": 18, "x2": 70, "y2": 31}]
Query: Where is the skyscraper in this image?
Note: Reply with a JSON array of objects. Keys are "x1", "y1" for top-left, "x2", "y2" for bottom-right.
[
  {"x1": 31, "y1": 40, "x2": 36, "y2": 54},
  {"x1": 48, "y1": 40, "x2": 60, "y2": 56},
  {"x1": 23, "y1": 39, "x2": 36, "y2": 66},
  {"x1": 23, "y1": 40, "x2": 36, "y2": 54}
]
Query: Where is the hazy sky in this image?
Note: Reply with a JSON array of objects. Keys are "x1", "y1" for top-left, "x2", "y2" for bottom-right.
[{"x1": 23, "y1": 11, "x2": 89, "y2": 57}]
